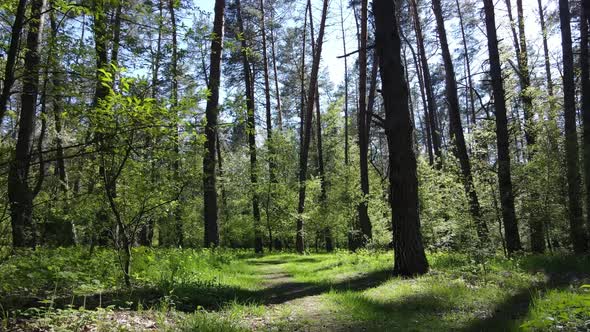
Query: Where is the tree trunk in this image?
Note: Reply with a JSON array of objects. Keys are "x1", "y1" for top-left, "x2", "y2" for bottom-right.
[
  {"x1": 537, "y1": 0, "x2": 553, "y2": 97},
  {"x1": 296, "y1": 0, "x2": 329, "y2": 254},
  {"x1": 431, "y1": 0, "x2": 488, "y2": 243},
  {"x1": 582, "y1": 0, "x2": 590, "y2": 240},
  {"x1": 455, "y1": 0, "x2": 476, "y2": 127},
  {"x1": 559, "y1": 0, "x2": 588, "y2": 253},
  {"x1": 409, "y1": 0, "x2": 441, "y2": 165},
  {"x1": 374, "y1": 0, "x2": 428, "y2": 276},
  {"x1": 236, "y1": 0, "x2": 263, "y2": 254},
  {"x1": 483, "y1": 0, "x2": 522, "y2": 254},
  {"x1": 269, "y1": 6, "x2": 282, "y2": 131},
  {"x1": 339, "y1": 0, "x2": 350, "y2": 167},
  {"x1": 203, "y1": 0, "x2": 224, "y2": 248},
  {"x1": 0, "y1": 0, "x2": 28, "y2": 125},
  {"x1": 355, "y1": 0, "x2": 372, "y2": 248},
  {"x1": 8, "y1": 0, "x2": 46, "y2": 248},
  {"x1": 169, "y1": 0, "x2": 183, "y2": 247}
]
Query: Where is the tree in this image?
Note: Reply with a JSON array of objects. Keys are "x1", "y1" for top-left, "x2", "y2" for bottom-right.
[
  {"x1": 0, "y1": 0, "x2": 28, "y2": 125},
  {"x1": 8, "y1": 0, "x2": 46, "y2": 248},
  {"x1": 431, "y1": 0, "x2": 488, "y2": 243},
  {"x1": 296, "y1": 0, "x2": 329, "y2": 254},
  {"x1": 409, "y1": 0, "x2": 441, "y2": 165},
  {"x1": 559, "y1": 0, "x2": 588, "y2": 253},
  {"x1": 355, "y1": 0, "x2": 372, "y2": 248},
  {"x1": 203, "y1": 0, "x2": 225, "y2": 248},
  {"x1": 236, "y1": 0, "x2": 263, "y2": 253},
  {"x1": 374, "y1": 0, "x2": 428, "y2": 276},
  {"x1": 482, "y1": 0, "x2": 522, "y2": 254}
]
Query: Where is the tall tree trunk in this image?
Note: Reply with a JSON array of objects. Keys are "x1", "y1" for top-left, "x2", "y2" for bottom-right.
[
  {"x1": 306, "y1": 0, "x2": 330, "y2": 251},
  {"x1": 203, "y1": 0, "x2": 225, "y2": 248},
  {"x1": 236, "y1": 0, "x2": 263, "y2": 254},
  {"x1": 339, "y1": 0, "x2": 350, "y2": 167},
  {"x1": 374, "y1": 0, "x2": 428, "y2": 276},
  {"x1": 483, "y1": 0, "x2": 522, "y2": 254},
  {"x1": 537, "y1": 0, "x2": 553, "y2": 97},
  {"x1": 431, "y1": 0, "x2": 488, "y2": 243},
  {"x1": 168, "y1": 0, "x2": 183, "y2": 247},
  {"x1": 296, "y1": 0, "x2": 329, "y2": 254},
  {"x1": 269, "y1": 6, "x2": 282, "y2": 131},
  {"x1": 582, "y1": 0, "x2": 590, "y2": 240},
  {"x1": 409, "y1": 0, "x2": 441, "y2": 165},
  {"x1": 8, "y1": 0, "x2": 46, "y2": 248},
  {"x1": 455, "y1": 0, "x2": 476, "y2": 127},
  {"x1": 559, "y1": 0, "x2": 588, "y2": 253},
  {"x1": 260, "y1": 0, "x2": 275, "y2": 252},
  {"x1": 355, "y1": 0, "x2": 372, "y2": 247},
  {"x1": 0, "y1": 0, "x2": 28, "y2": 125}
]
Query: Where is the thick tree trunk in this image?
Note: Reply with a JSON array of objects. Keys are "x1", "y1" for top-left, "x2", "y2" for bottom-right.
[
  {"x1": 409, "y1": 0, "x2": 441, "y2": 165},
  {"x1": 483, "y1": 0, "x2": 522, "y2": 254},
  {"x1": 559, "y1": 0, "x2": 588, "y2": 253},
  {"x1": 203, "y1": 0, "x2": 225, "y2": 248},
  {"x1": 296, "y1": 0, "x2": 329, "y2": 254},
  {"x1": 0, "y1": 0, "x2": 28, "y2": 125},
  {"x1": 236, "y1": 0, "x2": 263, "y2": 254},
  {"x1": 431, "y1": 0, "x2": 488, "y2": 243},
  {"x1": 374, "y1": 0, "x2": 428, "y2": 276},
  {"x1": 8, "y1": 0, "x2": 46, "y2": 248}
]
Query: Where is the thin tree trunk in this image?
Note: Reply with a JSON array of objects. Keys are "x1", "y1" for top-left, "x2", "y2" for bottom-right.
[
  {"x1": 340, "y1": 0, "x2": 349, "y2": 167},
  {"x1": 455, "y1": 0, "x2": 476, "y2": 127},
  {"x1": 168, "y1": 0, "x2": 183, "y2": 247},
  {"x1": 483, "y1": 0, "x2": 522, "y2": 254},
  {"x1": 537, "y1": 0, "x2": 553, "y2": 97},
  {"x1": 559, "y1": 0, "x2": 588, "y2": 253},
  {"x1": 431, "y1": 0, "x2": 488, "y2": 243},
  {"x1": 355, "y1": 0, "x2": 372, "y2": 247},
  {"x1": 269, "y1": 6, "x2": 282, "y2": 131},
  {"x1": 8, "y1": 0, "x2": 46, "y2": 248},
  {"x1": 236, "y1": 0, "x2": 263, "y2": 254},
  {"x1": 296, "y1": 0, "x2": 329, "y2": 254},
  {"x1": 203, "y1": 0, "x2": 225, "y2": 248},
  {"x1": 409, "y1": 0, "x2": 441, "y2": 165},
  {"x1": 0, "y1": 0, "x2": 28, "y2": 125},
  {"x1": 374, "y1": 0, "x2": 428, "y2": 276}
]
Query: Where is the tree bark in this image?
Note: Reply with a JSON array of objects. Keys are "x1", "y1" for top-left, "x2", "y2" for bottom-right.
[
  {"x1": 374, "y1": 0, "x2": 428, "y2": 276},
  {"x1": 483, "y1": 0, "x2": 522, "y2": 254},
  {"x1": 0, "y1": 0, "x2": 28, "y2": 126},
  {"x1": 236, "y1": 0, "x2": 263, "y2": 253},
  {"x1": 203, "y1": 0, "x2": 225, "y2": 248},
  {"x1": 339, "y1": 0, "x2": 350, "y2": 167},
  {"x1": 296, "y1": 0, "x2": 329, "y2": 254},
  {"x1": 8, "y1": 0, "x2": 46, "y2": 248},
  {"x1": 559, "y1": 0, "x2": 588, "y2": 253}
]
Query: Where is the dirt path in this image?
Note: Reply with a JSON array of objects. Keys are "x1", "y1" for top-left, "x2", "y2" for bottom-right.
[{"x1": 247, "y1": 260, "x2": 348, "y2": 331}]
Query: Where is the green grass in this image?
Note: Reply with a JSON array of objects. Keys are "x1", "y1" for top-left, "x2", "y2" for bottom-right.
[{"x1": 1, "y1": 248, "x2": 589, "y2": 331}]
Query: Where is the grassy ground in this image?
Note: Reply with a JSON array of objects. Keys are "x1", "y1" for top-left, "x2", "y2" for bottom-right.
[{"x1": 1, "y1": 248, "x2": 589, "y2": 331}]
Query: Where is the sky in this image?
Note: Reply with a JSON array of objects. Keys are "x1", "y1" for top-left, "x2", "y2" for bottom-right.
[{"x1": 191, "y1": 0, "x2": 561, "y2": 91}]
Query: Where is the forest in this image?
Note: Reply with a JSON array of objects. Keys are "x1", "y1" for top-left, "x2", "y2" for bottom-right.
[{"x1": 0, "y1": 0, "x2": 589, "y2": 330}]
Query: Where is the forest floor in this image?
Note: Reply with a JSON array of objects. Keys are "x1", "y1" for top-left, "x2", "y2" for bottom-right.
[{"x1": 1, "y1": 248, "x2": 589, "y2": 331}]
